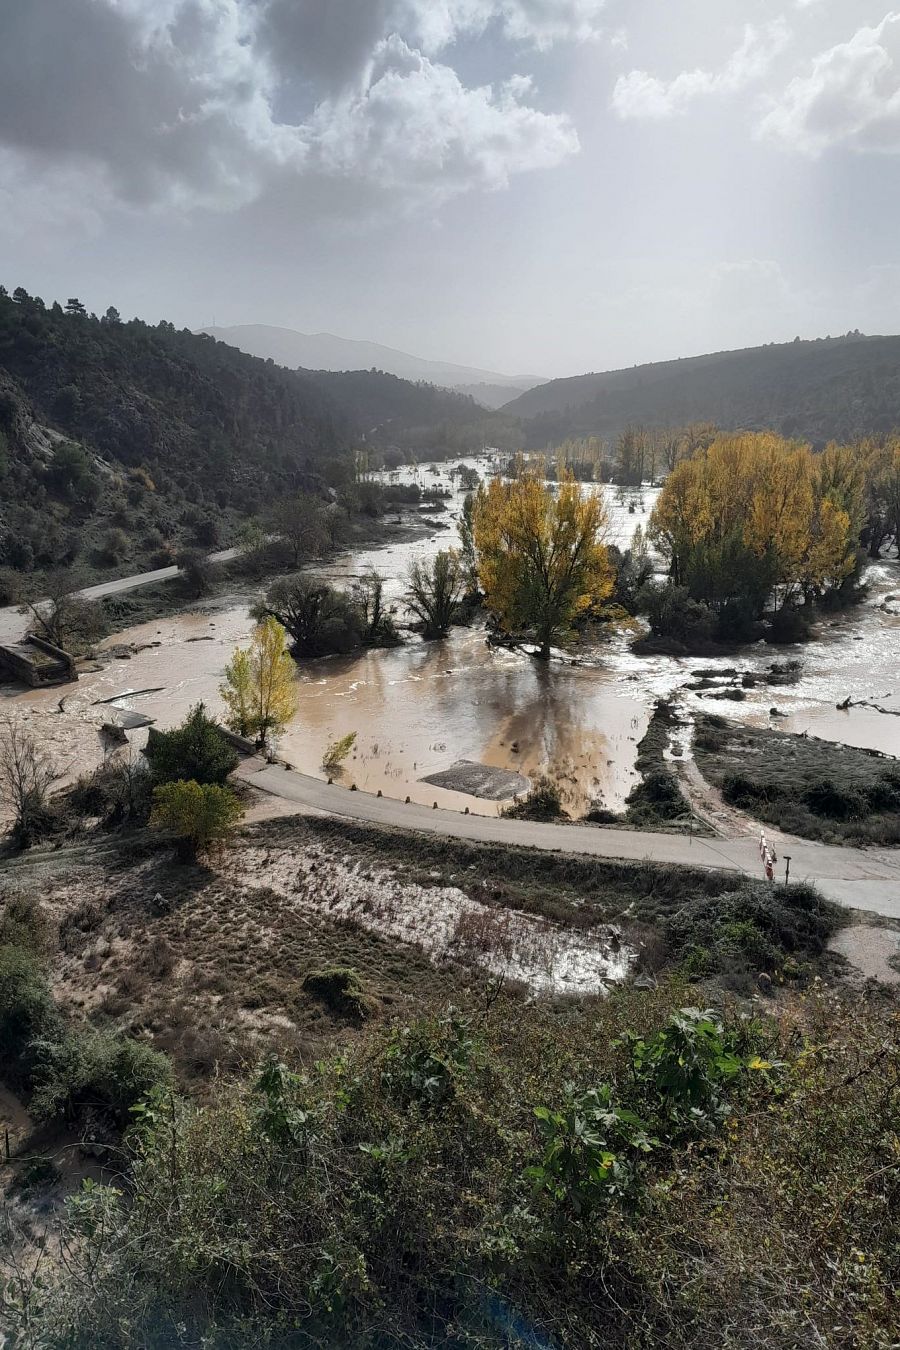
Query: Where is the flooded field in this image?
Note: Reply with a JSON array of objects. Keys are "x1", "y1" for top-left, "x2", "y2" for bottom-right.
[{"x1": 1, "y1": 456, "x2": 898, "y2": 818}]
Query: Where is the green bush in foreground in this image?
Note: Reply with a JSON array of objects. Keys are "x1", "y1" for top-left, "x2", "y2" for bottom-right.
[
  {"x1": 151, "y1": 779, "x2": 243, "y2": 860},
  {"x1": 29, "y1": 1028, "x2": 172, "y2": 1128},
  {"x1": 663, "y1": 881, "x2": 839, "y2": 988},
  {"x1": 0, "y1": 941, "x2": 170, "y2": 1129},
  {"x1": 10, "y1": 987, "x2": 896, "y2": 1349},
  {"x1": 0, "y1": 943, "x2": 63, "y2": 1088}
]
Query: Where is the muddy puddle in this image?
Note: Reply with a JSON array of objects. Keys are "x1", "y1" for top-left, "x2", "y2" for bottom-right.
[{"x1": 1, "y1": 456, "x2": 898, "y2": 819}]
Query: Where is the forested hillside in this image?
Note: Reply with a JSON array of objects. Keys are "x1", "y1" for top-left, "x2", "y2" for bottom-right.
[
  {"x1": 0, "y1": 286, "x2": 358, "y2": 577},
  {"x1": 506, "y1": 333, "x2": 900, "y2": 447},
  {"x1": 304, "y1": 367, "x2": 504, "y2": 455}
]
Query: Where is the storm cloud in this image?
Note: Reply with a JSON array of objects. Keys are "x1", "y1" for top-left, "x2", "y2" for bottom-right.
[
  {"x1": 0, "y1": 0, "x2": 592, "y2": 214},
  {"x1": 3, "y1": 0, "x2": 900, "y2": 379}
]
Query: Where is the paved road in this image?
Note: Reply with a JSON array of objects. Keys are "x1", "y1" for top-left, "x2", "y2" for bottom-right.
[
  {"x1": 79, "y1": 547, "x2": 239, "y2": 600},
  {"x1": 239, "y1": 761, "x2": 900, "y2": 919},
  {"x1": 0, "y1": 548, "x2": 239, "y2": 643}
]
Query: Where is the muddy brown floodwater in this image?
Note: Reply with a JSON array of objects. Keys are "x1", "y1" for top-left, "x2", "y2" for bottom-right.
[{"x1": 1, "y1": 456, "x2": 898, "y2": 819}]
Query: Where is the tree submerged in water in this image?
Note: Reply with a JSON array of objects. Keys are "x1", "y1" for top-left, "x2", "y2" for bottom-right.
[
  {"x1": 220, "y1": 618, "x2": 297, "y2": 746},
  {"x1": 473, "y1": 466, "x2": 613, "y2": 658},
  {"x1": 404, "y1": 550, "x2": 465, "y2": 639},
  {"x1": 322, "y1": 732, "x2": 357, "y2": 773}
]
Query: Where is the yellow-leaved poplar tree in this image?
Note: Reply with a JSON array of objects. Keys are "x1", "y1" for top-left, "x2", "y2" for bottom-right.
[
  {"x1": 472, "y1": 467, "x2": 612, "y2": 658},
  {"x1": 650, "y1": 432, "x2": 859, "y2": 611},
  {"x1": 806, "y1": 497, "x2": 854, "y2": 594},
  {"x1": 220, "y1": 617, "x2": 297, "y2": 744}
]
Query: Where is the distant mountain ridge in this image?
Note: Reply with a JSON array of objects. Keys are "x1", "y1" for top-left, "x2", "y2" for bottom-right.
[
  {"x1": 503, "y1": 333, "x2": 900, "y2": 446},
  {"x1": 197, "y1": 324, "x2": 543, "y2": 404}
]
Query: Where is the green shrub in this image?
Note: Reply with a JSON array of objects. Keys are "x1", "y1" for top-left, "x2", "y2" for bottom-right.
[
  {"x1": 766, "y1": 603, "x2": 811, "y2": 644},
  {"x1": 252, "y1": 1060, "x2": 312, "y2": 1147},
  {"x1": 12, "y1": 1155, "x2": 62, "y2": 1195},
  {"x1": 29, "y1": 1029, "x2": 172, "y2": 1127},
  {"x1": 619, "y1": 1006, "x2": 748, "y2": 1133},
  {"x1": 0, "y1": 892, "x2": 53, "y2": 953},
  {"x1": 151, "y1": 779, "x2": 243, "y2": 859},
  {"x1": 636, "y1": 580, "x2": 716, "y2": 644},
  {"x1": 303, "y1": 967, "x2": 373, "y2": 1022},
  {"x1": 175, "y1": 548, "x2": 212, "y2": 598},
  {"x1": 583, "y1": 803, "x2": 620, "y2": 823},
  {"x1": 625, "y1": 770, "x2": 688, "y2": 825},
  {"x1": 663, "y1": 882, "x2": 838, "y2": 987},
  {"x1": 721, "y1": 772, "x2": 779, "y2": 809},
  {"x1": 11, "y1": 991, "x2": 897, "y2": 1350},
  {"x1": 144, "y1": 704, "x2": 237, "y2": 786},
  {"x1": 528, "y1": 1083, "x2": 655, "y2": 1212},
  {"x1": 0, "y1": 944, "x2": 62, "y2": 1087},
  {"x1": 380, "y1": 1011, "x2": 476, "y2": 1108},
  {"x1": 864, "y1": 774, "x2": 900, "y2": 811},
  {"x1": 502, "y1": 775, "x2": 566, "y2": 820},
  {"x1": 803, "y1": 778, "x2": 865, "y2": 820}
]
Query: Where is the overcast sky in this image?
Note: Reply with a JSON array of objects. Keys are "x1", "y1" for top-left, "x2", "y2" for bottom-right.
[{"x1": 2, "y1": 0, "x2": 900, "y2": 377}]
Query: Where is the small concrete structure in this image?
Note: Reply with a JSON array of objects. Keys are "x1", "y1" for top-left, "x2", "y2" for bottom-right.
[
  {"x1": 0, "y1": 634, "x2": 77, "y2": 687},
  {"x1": 420, "y1": 759, "x2": 531, "y2": 801}
]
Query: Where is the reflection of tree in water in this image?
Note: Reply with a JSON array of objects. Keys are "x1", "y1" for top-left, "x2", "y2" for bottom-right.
[
  {"x1": 281, "y1": 620, "x2": 649, "y2": 814},
  {"x1": 482, "y1": 662, "x2": 615, "y2": 815}
]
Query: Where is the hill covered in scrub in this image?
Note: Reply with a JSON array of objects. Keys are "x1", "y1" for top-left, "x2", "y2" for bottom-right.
[
  {"x1": 0, "y1": 286, "x2": 355, "y2": 577},
  {"x1": 0, "y1": 288, "x2": 500, "y2": 580},
  {"x1": 505, "y1": 332, "x2": 900, "y2": 447}
]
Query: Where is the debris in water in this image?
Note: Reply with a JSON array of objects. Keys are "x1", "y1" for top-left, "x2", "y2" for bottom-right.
[{"x1": 93, "y1": 687, "x2": 165, "y2": 705}]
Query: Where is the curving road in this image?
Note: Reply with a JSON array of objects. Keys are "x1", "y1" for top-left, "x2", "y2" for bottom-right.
[
  {"x1": 0, "y1": 548, "x2": 240, "y2": 645},
  {"x1": 237, "y1": 760, "x2": 900, "y2": 919}
]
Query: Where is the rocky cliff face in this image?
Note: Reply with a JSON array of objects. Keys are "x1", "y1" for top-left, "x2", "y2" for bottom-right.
[{"x1": 0, "y1": 368, "x2": 78, "y2": 466}]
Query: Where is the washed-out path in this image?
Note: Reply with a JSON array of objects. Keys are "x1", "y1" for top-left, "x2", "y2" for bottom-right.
[
  {"x1": 238, "y1": 759, "x2": 900, "y2": 919},
  {"x1": 0, "y1": 548, "x2": 240, "y2": 644}
]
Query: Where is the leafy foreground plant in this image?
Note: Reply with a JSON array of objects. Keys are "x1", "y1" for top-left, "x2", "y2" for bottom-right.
[
  {"x1": 6, "y1": 988, "x2": 895, "y2": 1349},
  {"x1": 151, "y1": 779, "x2": 243, "y2": 860}
]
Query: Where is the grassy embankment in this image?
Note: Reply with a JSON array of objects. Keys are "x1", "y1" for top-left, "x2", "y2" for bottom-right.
[
  {"x1": 0, "y1": 811, "x2": 844, "y2": 1098},
  {"x1": 1, "y1": 849, "x2": 895, "y2": 1349},
  {"x1": 694, "y1": 713, "x2": 900, "y2": 846}
]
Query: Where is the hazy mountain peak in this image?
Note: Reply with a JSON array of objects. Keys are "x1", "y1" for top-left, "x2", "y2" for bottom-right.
[{"x1": 198, "y1": 323, "x2": 544, "y2": 405}]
